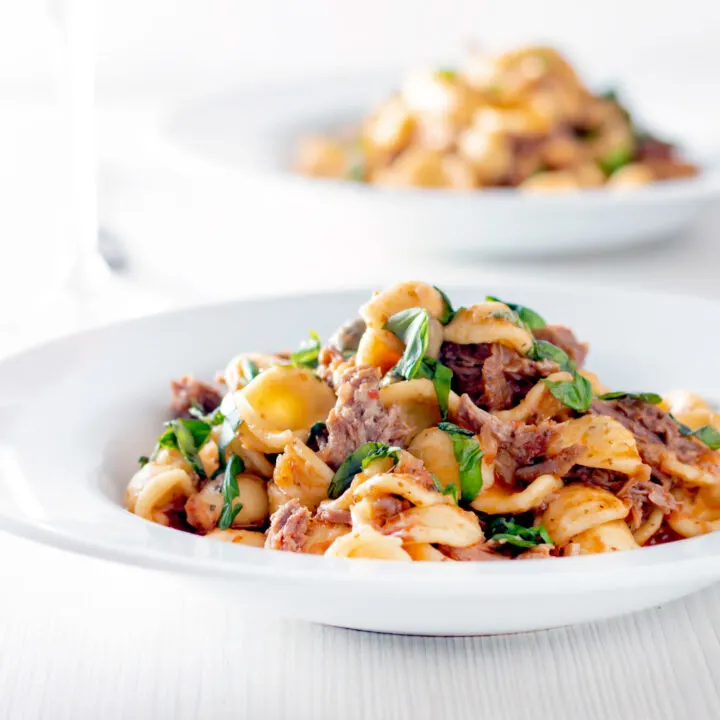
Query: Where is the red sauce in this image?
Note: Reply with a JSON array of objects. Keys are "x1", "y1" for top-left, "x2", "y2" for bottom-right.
[{"x1": 646, "y1": 524, "x2": 683, "y2": 546}]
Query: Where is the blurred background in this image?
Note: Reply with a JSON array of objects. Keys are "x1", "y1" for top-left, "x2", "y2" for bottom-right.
[{"x1": 2, "y1": 0, "x2": 720, "y2": 353}]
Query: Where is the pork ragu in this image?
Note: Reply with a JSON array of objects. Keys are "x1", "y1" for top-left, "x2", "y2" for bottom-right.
[{"x1": 126, "y1": 281, "x2": 720, "y2": 561}]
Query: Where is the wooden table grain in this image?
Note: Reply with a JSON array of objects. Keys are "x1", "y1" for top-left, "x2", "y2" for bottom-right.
[{"x1": 1, "y1": 533, "x2": 718, "y2": 720}]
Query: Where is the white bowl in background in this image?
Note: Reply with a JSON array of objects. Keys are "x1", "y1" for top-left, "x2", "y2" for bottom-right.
[
  {"x1": 153, "y1": 73, "x2": 720, "y2": 257},
  {"x1": 1, "y1": 281, "x2": 720, "y2": 635}
]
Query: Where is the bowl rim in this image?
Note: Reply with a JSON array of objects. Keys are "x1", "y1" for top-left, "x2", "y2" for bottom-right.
[
  {"x1": 159, "y1": 71, "x2": 720, "y2": 206},
  {"x1": 3, "y1": 281, "x2": 720, "y2": 590}
]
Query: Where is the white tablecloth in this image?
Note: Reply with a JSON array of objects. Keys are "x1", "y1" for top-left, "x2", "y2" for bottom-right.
[{"x1": 2, "y1": 532, "x2": 720, "y2": 719}]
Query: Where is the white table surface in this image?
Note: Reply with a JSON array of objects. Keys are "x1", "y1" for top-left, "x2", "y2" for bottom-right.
[
  {"x1": 3, "y1": 98, "x2": 720, "y2": 719},
  {"x1": 2, "y1": 531, "x2": 720, "y2": 719}
]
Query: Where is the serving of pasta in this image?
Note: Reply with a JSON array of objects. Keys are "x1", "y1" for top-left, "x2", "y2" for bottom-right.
[
  {"x1": 126, "y1": 281, "x2": 720, "y2": 561},
  {"x1": 294, "y1": 46, "x2": 698, "y2": 192}
]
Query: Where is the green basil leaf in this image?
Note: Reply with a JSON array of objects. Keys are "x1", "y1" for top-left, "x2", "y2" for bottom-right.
[
  {"x1": 529, "y1": 340, "x2": 574, "y2": 373},
  {"x1": 672, "y1": 416, "x2": 720, "y2": 451},
  {"x1": 436, "y1": 68, "x2": 457, "y2": 80},
  {"x1": 486, "y1": 516, "x2": 553, "y2": 548},
  {"x1": 490, "y1": 308, "x2": 520, "y2": 323},
  {"x1": 218, "y1": 453, "x2": 245, "y2": 530},
  {"x1": 307, "y1": 421, "x2": 327, "y2": 446},
  {"x1": 385, "y1": 309, "x2": 430, "y2": 380},
  {"x1": 486, "y1": 296, "x2": 546, "y2": 331},
  {"x1": 328, "y1": 442, "x2": 401, "y2": 499},
  {"x1": 599, "y1": 146, "x2": 633, "y2": 176},
  {"x1": 290, "y1": 330, "x2": 322, "y2": 369},
  {"x1": 171, "y1": 419, "x2": 212, "y2": 479},
  {"x1": 419, "y1": 357, "x2": 453, "y2": 420},
  {"x1": 347, "y1": 163, "x2": 364, "y2": 181},
  {"x1": 432, "y1": 474, "x2": 460, "y2": 504},
  {"x1": 544, "y1": 373, "x2": 593, "y2": 413},
  {"x1": 138, "y1": 455, "x2": 150, "y2": 467},
  {"x1": 188, "y1": 405, "x2": 226, "y2": 425},
  {"x1": 690, "y1": 426, "x2": 720, "y2": 451},
  {"x1": 240, "y1": 357, "x2": 261, "y2": 384},
  {"x1": 438, "y1": 422, "x2": 484, "y2": 502},
  {"x1": 218, "y1": 393, "x2": 243, "y2": 455},
  {"x1": 155, "y1": 426, "x2": 178, "y2": 452},
  {"x1": 437, "y1": 421, "x2": 474, "y2": 438},
  {"x1": 434, "y1": 286, "x2": 458, "y2": 325},
  {"x1": 598, "y1": 391, "x2": 663, "y2": 405},
  {"x1": 360, "y1": 445, "x2": 402, "y2": 470}
]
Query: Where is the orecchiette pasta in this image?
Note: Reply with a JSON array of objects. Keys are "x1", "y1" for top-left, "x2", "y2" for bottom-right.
[
  {"x1": 235, "y1": 366, "x2": 335, "y2": 452},
  {"x1": 127, "y1": 281, "x2": 720, "y2": 561},
  {"x1": 325, "y1": 526, "x2": 412, "y2": 560},
  {"x1": 472, "y1": 474, "x2": 563, "y2": 515},
  {"x1": 570, "y1": 520, "x2": 639, "y2": 554},
  {"x1": 379, "y1": 379, "x2": 459, "y2": 439},
  {"x1": 272, "y1": 440, "x2": 334, "y2": 510},
  {"x1": 444, "y1": 303, "x2": 534, "y2": 353},
  {"x1": 549, "y1": 415, "x2": 647, "y2": 478},
  {"x1": 205, "y1": 529, "x2": 267, "y2": 546},
  {"x1": 541, "y1": 485, "x2": 629, "y2": 547},
  {"x1": 360, "y1": 281, "x2": 446, "y2": 329},
  {"x1": 382, "y1": 505, "x2": 484, "y2": 547},
  {"x1": 408, "y1": 428, "x2": 459, "y2": 490}
]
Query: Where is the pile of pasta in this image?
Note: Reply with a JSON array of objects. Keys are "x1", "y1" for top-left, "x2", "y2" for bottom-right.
[
  {"x1": 294, "y1": 46, "x2": 697, "y2": 192},
  {"x1": 127, "y1": 281, "x2": 720, "y2": 561}
]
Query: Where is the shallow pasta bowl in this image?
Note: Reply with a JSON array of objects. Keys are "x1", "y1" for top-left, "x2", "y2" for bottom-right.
[
  {"x1": 2, "y1": 282, "x2": 720, "y2": 636},
  {"x1": 148, "y1": 73, "x2": 720, "y2": 261}
]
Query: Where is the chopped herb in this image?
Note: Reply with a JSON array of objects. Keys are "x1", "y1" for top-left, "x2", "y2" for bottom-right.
[
  {"x1": 154, "y1": 425, "x2": 178, "y2": 454},
  {"x1": 150, "y1": 418, "x2": 214, "y2": 474},
  {"x1": 490, "y1": 309, "x2": 519, "y2": 322},
  {"x1": 486, "y1": 516, "x2": 553, "y2": 549},
  {"x1": 171, "y1": 419, "x2": 212, "y2": 479},
  {"x1": 486, "y1": 296, "x2": 546, "y2": 331},
  {"x1": 327, "y1": 442, "x2": 401, "y2": 499},
  {"x1": 290, "y1": 331, "x2": 322, "y2": 369},
  {"x1": 529, "y1": 337, "x2": 592, "y2": 413},
  {"x1": 307, "y1": 421, "x2": 327, "y2": 446},
  {"x1": 434, "y1": 286, "x2": 459, "y2": 325},
  {"x1": 689, "y1": 426, "x2": 720, "y2": 451},
  {"x1": 432, "y1": 475, "x2": 460, "y2": 505},
  {"x1": 600, "y1": 88, "x2": 620, "y2": 105},
  {"x1": 385, "y1": 307, "x2": 453, "y2": 416},
  {"x1": 436, "y1": 68, "x2": 457, "y2": 80},
  {"x1": 385, "y1": 308, "x2": 430, "y2": 380},
  {"x1": 544, "y1": 373, "x2": 593, "y2": 413},
  {"x1": 419, "y1": 357, "x2": 453, "y2": 419},
  {"x1": 529, "y1": 340, "x2": 573, "y2": 373},
  {"x1": 599, "y1": 88, "x2": 631, "y2": 122},
  {"x1": 599, "y1": 146, "x2": 633, "y2": 176},
  {"x1": 672, "y1": 416, "x2": 720, "y2": 451},
  {"x1": 240, "y1": 357, "x2": 261, "y2": 384},
  {"x1": 218, "y1": 393, "x2": 243, "y2": 455},
  {"x1": 347, "y1": 163, "x2": 365, "y2": 181},
  {"x1": 598, "y1": 391, "x2": 663, "y2": 405},
  {"x1": 138, "y1": 455, "x2": 149, "y2": 467},
  {"x1": 360, "y1": 445, "x2": 402, "y2": 470},
  {"x1": 438, "y1": 421, "x2": 484, "y2": 502},
  {"x1": 188, "y1": 405, "x2": 226, "y2": 425},
  {"x1": 218, "y1": 453, "x2": 245, "y2": 530}
]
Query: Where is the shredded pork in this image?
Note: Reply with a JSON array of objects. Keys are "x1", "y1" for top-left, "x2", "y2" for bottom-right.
[
  {"x1": 440, "y1": 342, "x2": 557, "y2": 411},
  {"x1": 318, "y1": 365, "x2": 411, "y2": 469},
  {"x1": 170, "y1": 375, "x2": 222, "y2": 419},
  {"x1": 265, "y1": 499, "x2": 311, "y2": 552}
]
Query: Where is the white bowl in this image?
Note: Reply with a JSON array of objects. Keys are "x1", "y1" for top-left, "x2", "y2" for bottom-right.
[
  {"x1": 157, "y1": 73, "x2": 720, "y2": 257},
  {"x1": 2, "y1": 281, "x2": 720, "y2": 636}
]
